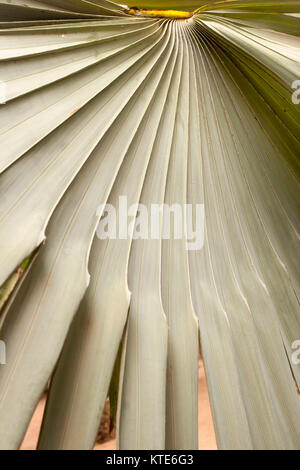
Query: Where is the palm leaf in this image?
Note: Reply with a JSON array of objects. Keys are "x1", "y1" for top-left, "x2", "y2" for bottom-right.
[{"x1": 0, "y1": 0, "x2": 299, "y2": 450}]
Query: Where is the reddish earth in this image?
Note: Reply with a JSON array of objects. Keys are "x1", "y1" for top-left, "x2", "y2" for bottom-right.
[{"x1": 20, "y1": 360, "x2": 217, "y2": 450}]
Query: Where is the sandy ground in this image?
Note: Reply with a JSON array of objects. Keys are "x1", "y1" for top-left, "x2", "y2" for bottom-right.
[{"x1": 20, "y1": 360, "x2": 217, "y2": 450}]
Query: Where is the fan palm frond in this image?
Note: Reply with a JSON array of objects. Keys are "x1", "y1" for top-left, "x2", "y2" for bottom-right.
[{"x1": 0, "y1": 0, "x2": 299, "y2": 450}]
